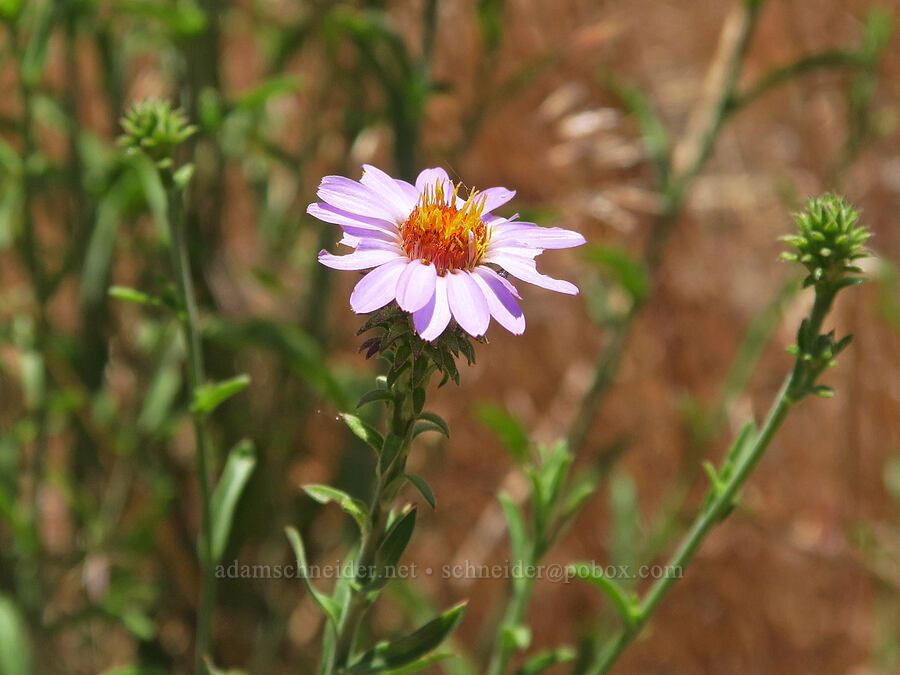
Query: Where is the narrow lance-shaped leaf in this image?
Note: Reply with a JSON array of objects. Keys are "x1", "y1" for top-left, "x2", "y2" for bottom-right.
[
  {"x1": 284, "y1": 527, "x2": 342, "y2": 626},
  {"x1": 340, "y1": 412, "x2": 384, "y2": 452},
  {"x1": 210, "y1": 440, "x2": 257, "y2": 563},
  {"x1": 0, "y1": 594, "x2": 32, "y2": 675},
  {"x1": 347, "y1": 602, "x2": 467, "y2": 672},
  {"x1": 405, "y1": 474, "x2": 435, "y2": 509},
  {"x1": 475, "y1": 402, "x2": 529, "y2": 464},
  {"x1": 302, "y1": 484, "x2": 368, "y2": 534},
  {"x1": 512, "y1": 645, "x2": 577, "y2": 675},
  {"x1": 191, "y1": 374, "x2": 251, "y2": 415},
  {"x1": 367, "y1": 506, "x2": 417, "y2": 589},
  {"x1": 568, "y1": 562, "x2": 637, "y2": 628}
]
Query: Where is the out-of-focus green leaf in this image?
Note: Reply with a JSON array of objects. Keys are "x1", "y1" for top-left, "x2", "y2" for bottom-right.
[
  {"x1": 883, "y1": 456, "x2": 900, "y2": 503},
  {"x1": 204, "y1": 318, "x2": 349, "y2": 407},
  {"x1": 119, "y1": 0, "x2": 207, "y2": 36},
  {"x1": 108, "y1": 286, "x2": 165, "y2": 308},
  {"x1": 475, "y1": 402, "x2": 529, "y2": 464},
  {"x1": 191, "y1": 374, "x2": 251, "y2": 415},
  {"x1": 232, "y1": 75, "x2": 303, "y2": 112},
  {"x1": 498, "y1": 492, "x2": 529, "y2": 591},
  {"x1": 609, "y1": 469, "x2": 640, "y2": 582},
  {"x1": 512, "y1": 646, "x2": 577, "y2": 675},
  {"x1": 581, "y1": 244, "x2": 650, "y2": 304},
  {"x1": 81, "y1": 176, "x2": 137, "y2": 304},
  {"x1": 0, "y1": 594, "x2": 33, "y2": 675},
  {"x1": 20, "y1": 350, "x2": 44, "y2": 411},
  {"x1": 600, "y1": 71, "x2": 670, "y2": 180},
  {"x1": 0, "y1": 182, "x2": 22, "y2": 250},
  {"x1": 284, "y1": 527, "x2": 342, "y2": 626},
  {"x1": 210, "y1": 440, "x2": 257, "y2": 563},
  {"x1": 20, "y1": 0, "x2": 56, "y2": 86},
  {"x1": 347, "y1": 602, "x2": 467, "y2": 672}
]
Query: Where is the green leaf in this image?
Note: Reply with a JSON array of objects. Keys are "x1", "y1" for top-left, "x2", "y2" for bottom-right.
[
  {"x1": 357, "y1": 389, "x2": 394, "y2": 408},
  {"x1": 600, "y1": 71, "x2": 670, "y2": 180},
  {"x1": 119, "y1": 0, "x2": 207, "y2": 36},
  {"x1": 204, "y1": 318, "x2": 349, "y2": 408},
  {"x1": 347, "y1": 602, "x2": 467, "y2": 672},
  {"x1": 417, "y1": 411, "x2": 449, "y2": 437},
  {"x1": 381, "y1": 652, "x2": 453, "y2": 675},
  {"x1": 475, "y1": 402, "x2": 528, "y2": 463},
  {"x1": 580, "y1": 244, "x2": 650, "y2": 304},
  {"x1": 569, "y1": 562, "x2": 637, "y2": 628},
  {"x1": 302, "y1": 484, "x2": 368, "y2": 533},
  {"x1": 368, "y1": 506, "x2": 416, "y2": 588},
  {"x1": 883, "y1": 456, "x2": 900, "y2": 503},
  {"x1": 498, "y1": 492, "x2": 529, "y2": 572},
  {"x1": 284, "y1": 527, "x2": 342, "y2": 626},
  {"x1": 210, "y1": 440, "x2": 257, "y2": 563},
  {"x1": 502, "y1": 623, "x2": 531, "y2": 651},
  {"x1": 191, "y1": 374, "x2": 251, "y2": 414},
  {"x1": 512, "y1": 646, "x2": 577, "y2": 675},
  {"x1": 233, "y1": 75, "x2": 303, "y2": 112},
  {"x1": 380, "y1": 434, "x2": 404, "y2": 475},
  {"x1": 405, "y1": 474, "x2": 435, "y2": 509},
  {"x1": 0, "y1": 594, "x2": 32, "y2": 675},
  {"x1": 108, "y1": 286, "x2": 166, "y2": 308},
  {"x1": 340, "y1": 413, "x2": 384, "y2": 452},
  {"x1": 411, "y1": 421, "x2": 447, "y2": 439}
]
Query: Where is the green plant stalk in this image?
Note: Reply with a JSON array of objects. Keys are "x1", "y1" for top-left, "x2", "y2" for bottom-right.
[
  {"x1": 588, "y1": 286, "x2": 836, "y2": 674},
  {"x1": 165, "y1": 184, "x2": 217, "y2": 672},
  {"x1": 325, "y1": 380, "x2": 418, "y2": 673},
  {"x1": 484, "y1": 551, "x2": 536, "y2": 675}
]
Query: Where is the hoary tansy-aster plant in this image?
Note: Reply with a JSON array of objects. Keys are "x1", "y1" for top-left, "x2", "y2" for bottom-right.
[{"x1": 292, "y1": 165, "x2": 585, "y2": 674}]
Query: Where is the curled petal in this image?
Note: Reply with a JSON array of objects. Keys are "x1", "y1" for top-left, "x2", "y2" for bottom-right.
[
  {"x1": 477, "y1": 186, "x2": 516, "y2": 214},
  {"x1": 413, "y1": 275, "x2": 452, "y2": 341},
  {"x1": 486, "y1": 252, "x2": 579, "y2": 295},
  {"x1": 446, "y1": 270, "x2": 490, "y2": 337},
  {"x1": 396, "y1": 259, "x2": 437, "y2": 312},
  {"x1": 349, "y1": 259, "x2": 407, "y2": 313},
  {"x1": 473, "y1": 267, "x2": 525, "y2": 335},
  {"x1": 318, "y1": 243, "x2": 404, "y2": 271},
  {"x1": 490, "y1": 222, "x2": 586, "y2": 249}
]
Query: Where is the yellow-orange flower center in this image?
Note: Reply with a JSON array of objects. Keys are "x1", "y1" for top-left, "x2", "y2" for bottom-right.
[{"x1": 400, "y1": 180, "x2": 490, "y2": 274}]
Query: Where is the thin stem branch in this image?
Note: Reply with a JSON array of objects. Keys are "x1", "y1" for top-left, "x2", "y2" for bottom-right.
[
  {"x1": 588, "y1": 282, "x2": 839, "y2": 674},
  {"x1": 166, "y1": 184, "x2": 216, "y2": 672}
]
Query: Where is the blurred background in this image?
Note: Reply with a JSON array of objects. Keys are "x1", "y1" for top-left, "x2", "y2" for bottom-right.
[{"x1": 0, "y1": 0, "x2": 899, "y2": 673}]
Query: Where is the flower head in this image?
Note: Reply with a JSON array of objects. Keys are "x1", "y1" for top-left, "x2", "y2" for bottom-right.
[
  {"x1": 310, "y1": 165, "x2": 586, "y2": 341},
  {"x1": 119, "y1": 98, "x2": 196, "y2": 172},
  {"x1": 781, "y1": 193, "x2": 871, "y2": 289}
]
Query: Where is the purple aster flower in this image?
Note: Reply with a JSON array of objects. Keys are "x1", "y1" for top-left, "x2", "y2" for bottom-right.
[{"x1": 309, "y1": 165, "x2": 586, "y2": 341}]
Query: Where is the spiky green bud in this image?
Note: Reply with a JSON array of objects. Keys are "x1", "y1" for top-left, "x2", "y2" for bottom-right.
[
  {"x1": 118, "y1": 98, "x2": 196, "y2": 174},
  {"x1": 781, "y1": 193, "x2": 871, "y2": 290}
]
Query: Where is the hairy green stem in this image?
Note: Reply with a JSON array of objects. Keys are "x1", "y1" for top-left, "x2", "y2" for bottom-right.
[
  {"x1": 325, "y1": 384, "x2": 417, "y2": 673},
  {"x1": 589, "y1": 284, "x2": 837, "y2": 674},
  {"x1": 166, "y1": 185, "x2": 217, "y2": 672}
]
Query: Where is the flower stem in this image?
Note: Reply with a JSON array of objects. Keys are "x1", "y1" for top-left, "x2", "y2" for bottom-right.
[
  {"x1": 588, "y1": 282, "x2": 838, "y2": 674},
  {"x1": 325, "y1": 382, "x2": 417, "y2": 673},
  {"x1": 166, "y1": 184, "x2": 216, "y2": 672}
]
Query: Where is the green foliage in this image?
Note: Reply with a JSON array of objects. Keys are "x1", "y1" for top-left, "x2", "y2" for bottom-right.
[
  {"x1": 347, "y1": 602, "x2": 467, "y2": 672},
  {"x1": 210, "y1": 440, "x2": 257, "y2": 563}
]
